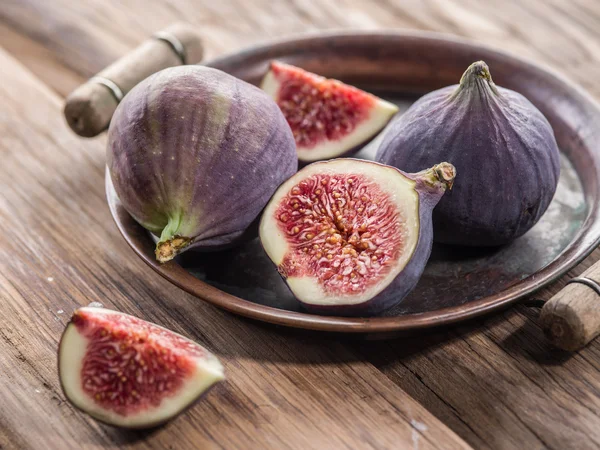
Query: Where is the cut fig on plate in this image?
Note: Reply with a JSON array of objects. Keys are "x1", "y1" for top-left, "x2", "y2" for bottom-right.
[
  {"x1": 58, "y1": 307, "x2": 224, "y2": 429},
  {"x1": 261, "y1": 61, "x2": 399, "y2": 162},
  {"x1": 259, "y1": 159, "x2": 456, "y2": 316}
]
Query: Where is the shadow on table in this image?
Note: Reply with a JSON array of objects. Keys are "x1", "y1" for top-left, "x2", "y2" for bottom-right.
[
  {"x1": 204, "y1": 302, "x2": 578, "y2": 367},
  {"x1": 497, "y1": 304, "x2": 574, "y2": 366},
  {"x1": 99, "y1": 425, "x2": 160, "y2": 447},
  {"x1": 203, "y1": 310, "x2": 468, "y2": 364}
]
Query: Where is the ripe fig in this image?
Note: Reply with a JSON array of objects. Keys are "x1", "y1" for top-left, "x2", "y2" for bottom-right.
[
  {"x1": 58, "y1": 307, "x2": 224, "y2": 429},
  {"x1": 259, "y1": 159, "x2": 456, "y2": 315},
  {"x1": 377, "y1": 61, "x2": 560, "y2": 246},
  {"x1": 107, "y1": 65, "x2": 298, "y2": 263},
  {"x1": 261, "y1": 61, "x2": 399, "y2": 163}
]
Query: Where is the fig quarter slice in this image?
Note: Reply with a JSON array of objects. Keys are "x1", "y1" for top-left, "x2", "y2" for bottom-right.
[
  {"x1": 261, "y1": 61, "x2": 399, "y2": 162},
  {"x1": 259, "y1": 159, "x2": 455, "y2": 316},
  {"x1": 58, "y1": 307, "x2": 224, "y2": 429}
]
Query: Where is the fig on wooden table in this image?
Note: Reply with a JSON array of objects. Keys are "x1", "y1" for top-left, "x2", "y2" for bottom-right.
[
  {"x1": 107, "y1": 65, "x2": 298, "y2": 263},
  {"x1": 261, "y1": 61, "x2": 399, "y2": 163},
  {"x1": 58, "y1": 306, "x2": 224, "y2": 429},
  {"x1": 259, "y1": 159, "x2": 456, "y2": 316},
  {"x1": 377, "y1": 61, "x2": 560, "y2": 247}
]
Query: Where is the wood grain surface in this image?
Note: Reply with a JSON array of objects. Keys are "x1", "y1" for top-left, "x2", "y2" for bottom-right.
[
  {"x1": 1, "y1": 1, "x2": 600, "y2": 449},
  {"x1": 0, "y1": 47, "x2": 470, "y2": 450}
]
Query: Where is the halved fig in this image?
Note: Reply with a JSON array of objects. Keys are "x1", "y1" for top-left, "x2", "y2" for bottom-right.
[
  {"x1": 259, "y1": 159, "x2": 455, "y2": 315},
  {"x1": 58, "y1": 307, "x2": 224, "y2": 428},
  {"x1": 261, "y1": 61, "x2": 399, "y2": 162}
]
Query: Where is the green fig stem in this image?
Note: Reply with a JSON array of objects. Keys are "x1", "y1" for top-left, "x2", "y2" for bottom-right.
[
  {"x1": 155, "y1": 213, "x2": 191, "y2": 263},
  {"x1": 415, "y1": 162, "x2": 456, "y2": 191},
  {"x1": 455, "y1": 60, "x2": 499, "y2": 96}
]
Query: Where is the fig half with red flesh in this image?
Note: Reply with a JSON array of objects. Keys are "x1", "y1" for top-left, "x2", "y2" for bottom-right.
[
  {"x1": 259, "y1": 159, "x2": 456, "y2": 315},
  {"x1": 58, "y1": 307, "x2": 224, "y2": 428},
  {"x1": 261, "y1": 61, "x2": 399, "y2": 162}
]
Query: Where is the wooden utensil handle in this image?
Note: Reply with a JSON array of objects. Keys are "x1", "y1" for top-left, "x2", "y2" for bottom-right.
[
  {"x1": 63, "y1": 23, "x2": 203, "y2": 138},
  {"x1": 540, "y1": 259, "x2": 600, "y2": 351}
]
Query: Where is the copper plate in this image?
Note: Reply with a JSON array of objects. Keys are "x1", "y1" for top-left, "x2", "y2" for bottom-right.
[{"x1": 106, "y1": 31, "x2": 600, "y2": 334}]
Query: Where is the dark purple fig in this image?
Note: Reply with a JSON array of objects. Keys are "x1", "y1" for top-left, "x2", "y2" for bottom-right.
[
  {"x1": 58, "y1": 306, "x2": 224, "y2": 428},
  {"x1": 376, "y1": 61, "x2": 560, "y2": 246},
  {"x1": 107, "y1": 65, "x2": 298, "y2": 263},
  {"x1": 259, "y1": 159, "x2": 456, "y2": 316},
  {"x1": 261, "y1": 61, "x2": 398, "y2": 163}
]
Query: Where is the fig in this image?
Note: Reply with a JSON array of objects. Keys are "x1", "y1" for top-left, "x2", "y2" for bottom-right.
[
  {"x1": 58, "y1": 307, "x2": 224, "y2": 428},
  {"x1": 261, "y1": 61, "x2": 398, "y2": 163},
  {"x1": 259, "y1": 159, "x2": 456, "y2": 315},
  {"x1": 107, "y1": 65, "x2": 298, "y2": 263},
  {"x1": 377, "y1": 61, "x2": 560, "y2": 246}
]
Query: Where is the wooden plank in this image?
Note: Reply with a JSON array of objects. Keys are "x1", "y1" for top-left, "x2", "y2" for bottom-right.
[
  {"x1": 0, "y1": 22, "x2": 85, "y2": 98},
  {"x1": 0, "y1": 47, "x2": 470, "y2": 450},
  {"x1": 2, "y1": 1, "x2": 600, "y2": 449},
  {"x1": 354, "y1": 297, "x2": 600, "y2": 450},
  {"x1": 2, "y1": 0, "x2": 600, "y2": 98}
]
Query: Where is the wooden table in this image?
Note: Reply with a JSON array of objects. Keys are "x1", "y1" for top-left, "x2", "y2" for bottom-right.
[{"x1": 1, "y1": 1, "x2": 600, "y2": 449}]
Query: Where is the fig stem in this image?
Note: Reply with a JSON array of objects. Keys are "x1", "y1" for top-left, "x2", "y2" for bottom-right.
[
  {"x1": 414, "y1": 162, "x2": 456, "y2": 191},
  {"x1": 456, "y1": 60, "x2": 499, "y2": 96},
  {"x1": 155, "y1": 213, "x2": 191, "y2": 263}
]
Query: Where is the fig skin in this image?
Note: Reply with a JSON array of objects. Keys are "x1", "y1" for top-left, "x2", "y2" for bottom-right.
[
  {"x1": 377, "y1": 61, "x2": 560, "y2": 247},
  {"x1": 107, "y1": 65, "x2": 298, "y2": 262},
  {"x1": 260, "y1": 159, "x2": 456, "y2": 316}
]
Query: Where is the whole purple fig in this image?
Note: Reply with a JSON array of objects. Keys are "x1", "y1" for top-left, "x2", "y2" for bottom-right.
[
  {"x1": 107, "y1": 66, "x2": 298, "y2": 262},
  {"x1": 259, "y1": 159, "x2": 456, "y2": 316},
  {"x1": 377, "y1": 61, "x2": 560, "y2": 246}
]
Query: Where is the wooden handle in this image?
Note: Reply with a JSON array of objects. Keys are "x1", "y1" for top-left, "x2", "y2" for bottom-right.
[
  {"x1": 63, "y1": 23, "x2": 203, "y2": 137},
  {"x1": 540, "y1": 260, "x2": 600, "y2": 351}
]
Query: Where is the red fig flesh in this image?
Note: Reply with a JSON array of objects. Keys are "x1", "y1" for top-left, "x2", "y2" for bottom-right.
[
  {"x1": 58, "y1": 307, "x2": 224, "y2": 428},
  {"x1": 259, "y1": 159, "x2": 455, "y2": 315},
  {"x1": 261, "y1": 61, "x2": 398, "y2": 162}
]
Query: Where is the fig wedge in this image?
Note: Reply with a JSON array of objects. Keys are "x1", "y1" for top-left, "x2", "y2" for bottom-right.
[
  {"x1": 58, "y1": 307, "x2": 224, "y2": 428},
  {"x1": 261, "y1": 61, "x2": 398, "y2": 162}
]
